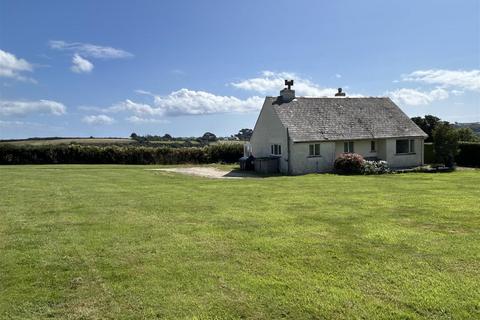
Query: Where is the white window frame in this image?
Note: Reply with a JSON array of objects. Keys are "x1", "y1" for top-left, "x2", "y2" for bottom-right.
[
  {"x1": 270, "y1": 144, "x2": 282, "y2": 156},
  {"x1": 344, "y1": 141, "x2": 354, "y2": 153},
  {"x1": 308, "y1": 143, "x2": 321, "y2": 157},
  {"x1": 396, "y1": 139, "x2": 415, "y2": 154}
]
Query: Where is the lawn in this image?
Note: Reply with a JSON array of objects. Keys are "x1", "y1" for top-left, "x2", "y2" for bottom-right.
[{"x1": 0, "y1": 165, "x2": 479, "y2": 319}]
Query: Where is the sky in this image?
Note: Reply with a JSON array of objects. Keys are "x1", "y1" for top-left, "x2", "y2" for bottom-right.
[{"x1": 0, "y1": 0, "x2": 479, "y2": 139}]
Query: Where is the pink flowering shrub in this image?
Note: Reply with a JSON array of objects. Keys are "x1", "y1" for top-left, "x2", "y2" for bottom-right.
[{"x1": 334, "y1": 153, "x2": 365, "y2": 174}]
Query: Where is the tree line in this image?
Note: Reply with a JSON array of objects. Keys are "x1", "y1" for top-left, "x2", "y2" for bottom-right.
[{"x1": 411, "y1": 115, "x2": 479, "y2": 167}]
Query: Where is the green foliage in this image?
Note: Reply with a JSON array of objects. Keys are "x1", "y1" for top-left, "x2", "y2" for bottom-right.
[
  {"x1": 456, "y1": 127, "x2": 479, "y2": 142},
  {"x1": 411, "y1": 115, "x2": 441, "y2": 142},
  {"x1": 234, "y1": 128, "x2": 253, "y2": 141},
  {"x1": 1, "y1": 166, "x2": 479, "y2": 319},
  {"x1": 200, "y1": 132, "x2": 217, "y2": 142},
  {"x1": 334, "y1": 153, "x2": 364, "y2": 174},
  {"x1": 456, "y1": 142, "x2": 480, "y2": 167},
  {"x1": 432, "y1": 123, "x2": 459, "y2": 167},
  {"x1": 0, "y1": 143, "x2": 244, "y2": 165}
]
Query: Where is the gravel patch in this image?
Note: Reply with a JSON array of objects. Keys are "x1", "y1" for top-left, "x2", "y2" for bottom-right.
[{"x1": 148, "y1": 167, "x2": 261, "y2": 179}]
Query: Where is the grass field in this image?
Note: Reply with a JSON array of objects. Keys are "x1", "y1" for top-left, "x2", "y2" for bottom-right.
[
  {"x1": 0, "y1": 138, "x2": 135, "y2": 146},
  {"x1": 0, "y1": 166, "x2": 479, "y2": 319}
]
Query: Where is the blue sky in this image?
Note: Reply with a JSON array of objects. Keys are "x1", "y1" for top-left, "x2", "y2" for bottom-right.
[{"x1": 1, "y1": 0, "x2": 479, "y2": 139}]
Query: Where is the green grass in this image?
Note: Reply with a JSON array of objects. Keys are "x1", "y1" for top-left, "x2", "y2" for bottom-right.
[{"x1": 0, "y1": 166, "x2": 479, "y2": 319}]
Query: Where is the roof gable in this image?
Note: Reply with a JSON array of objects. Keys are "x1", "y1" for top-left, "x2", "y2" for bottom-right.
[{"x1": 264, "y1": 97, "x2": 427, "y2": 142}]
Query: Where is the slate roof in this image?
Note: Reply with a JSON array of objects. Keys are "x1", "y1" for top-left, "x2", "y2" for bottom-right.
[{"x1": 266, "y1": 96, "x2": 428, "y2": 142}]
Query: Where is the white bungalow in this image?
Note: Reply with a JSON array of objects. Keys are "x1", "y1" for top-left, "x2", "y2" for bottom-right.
[{"x1": 247, "y1": 81, "x2": 428, "y2": 175}]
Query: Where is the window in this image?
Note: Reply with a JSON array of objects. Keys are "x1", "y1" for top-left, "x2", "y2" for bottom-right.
[
  {"x1": 271, "y1": 144, "x2": 281, "y2": 155},
  {"x1": 344, "y1": 141, "x2": 354, "y2": 153},
  {"x1": 396, "y1": 139, "x2": 415, "y2": 154},
  {"x1": 309, "y1": 143, "x2": 321, "y2": 156},
  {"x1": 371, "y1": 140, "x2": 376, "y2": 152}
]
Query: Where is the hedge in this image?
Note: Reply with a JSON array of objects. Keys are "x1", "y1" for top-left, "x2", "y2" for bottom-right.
[
  {"x1": 424, "y1": 142, "x2": 479, "y2": 167},
  {"x1": 456, "y1": 142, "x2": 480, "y2": 167},
  {"x1": 0, "y1": 143, "x2": 243, "y2": 165}
]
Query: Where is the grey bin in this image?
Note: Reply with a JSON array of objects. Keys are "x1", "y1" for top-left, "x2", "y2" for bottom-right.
[
  {"x1": 239, "y1": 155, "x2": 255, "y2": 171},
  {"x1": 254, "y1": 157, "x2": 279, "y2": 174}
]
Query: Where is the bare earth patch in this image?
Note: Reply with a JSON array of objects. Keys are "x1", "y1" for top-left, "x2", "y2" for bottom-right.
[{"x1": 148, "y1": 167, "x2": 261, "y2": 179}]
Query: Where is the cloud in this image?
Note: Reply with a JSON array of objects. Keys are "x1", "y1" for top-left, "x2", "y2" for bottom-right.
[
  {"x1": 135, "y1": 89, "x2": 153, "y2": 95},
  {"x1": 230, "y1": 71, "x2": 342, "y2": 97},
  {"x1": 49, "y1": 40, "x2": 133, "y2": 59},
  {"x1": 153, "y1": 89, "x2": 263, "y2": 115},
  {"x1": 0, "y1": 99, "x2": 66, "y2": 117},
  {"x1": 0, "y1": 49, "x2": 35, "y2": 82},
  {"x1": 387, "y1": 87, "x2": 449, "y2": 106},
  {"x1": 108, "y1": 99, "x2": 158, "y2": 115},
  {"x1": 335, "y1": 74, "x2": 342, "y2": 78},
  {"x1": 71, "y1": 54, "x2": 94, "y2": 73},
  {"x1": 402, "y1": 69, "x2": 480, "y2": 92},
  {"x1": 82, "y1": 114, "x2": 115, "y2": 125},
  {"x1": 126, "y1": 116, "x2": 169, "y2": 124},
  {"x1": 107, "y1": 89, "x2": 263, "y2": 117}
]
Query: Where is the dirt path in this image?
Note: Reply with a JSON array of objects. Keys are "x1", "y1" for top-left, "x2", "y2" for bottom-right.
[{"x1": 148, "y1": 167, "x2": 261, "y2": 179}]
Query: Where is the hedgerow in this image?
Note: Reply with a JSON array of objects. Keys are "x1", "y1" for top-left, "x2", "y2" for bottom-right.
[{"x1": 0, "y1": 143, "x2": 243, "y2": 165}]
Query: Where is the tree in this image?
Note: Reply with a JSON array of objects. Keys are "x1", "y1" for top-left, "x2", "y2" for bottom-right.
[
  {"x1": 201, "y1": 132, "x2": 217, "y2": 143},
  {"x1": 130, "y1": 132, "x2": 138, "y2": 140},
  {"x1": 162, "y1": 133, "x2": 173, "y2": 141},
  {"x1": 411, "y1": 115, "x2": 441, "y2": 142},
  {"x1": 456, "y1": 127, "x2": 479, "y2": 142},
  {"x1": 432, "y1": 122, "x2": 459, "y2": 167},
  {"x1": 235, "y1": 128, "x2": 253, "y2": 141}
]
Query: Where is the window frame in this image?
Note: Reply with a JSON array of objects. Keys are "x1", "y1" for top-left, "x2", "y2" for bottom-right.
[
  {"x1": 396, "y1": 139, "x2": 415, "y2": 154},
  {"x1": 308, "y1": 143, "x2": 321, "y2": 157},
  {"x1": 343, "y1": 141, "x2": 354, "y2": 153},
  {"x1": 270, "y1": 144, "x2": 282, "y2": 156},
  {"x1": 370, "y1": 140, "x2": 376, "y2": 152}
]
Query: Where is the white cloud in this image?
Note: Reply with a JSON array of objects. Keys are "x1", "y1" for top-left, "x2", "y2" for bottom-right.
[
  {"x1": 230, "y1": 71, "x2": 342, "y2": 97},
  {"x1": 82, "y1": 114, "x2": 115, "y2": 125},
  {"x1": 0, "y1": 99, "x2": 66, "y2": 117},
  {"x1": 0, "y1": 49, "x2": 34, "y2": 81},
  {"x1": 126, "y1": 116, "x2": 169, "y2": 124},
  {"x1": 108, "y1": 99, "x2": 158, "y2": 115},
  {"x1": 49, "y1": 40, "x2": 133, "y2": 59},
  {"x1": 71, "y1": 54, "x2": 94, "y2": 73},
  {"x1": 107, "y1": 89, "x2": 263, "y2": 117},
  {"x1": 335, "y1": 74, "x2": 342, "y2": 78},
  {"x1": 402, "y1": 69, "x2": 480, "y2": 92},
  {"x1": 153, "y1": 89, "x2": 263, "y2": 115},
  {"x1": 387, "y1": 87, "x2": 449, "y2": 106},
  {"x1": 134, "y1": 89, "x2": 154, "y2": 96}
]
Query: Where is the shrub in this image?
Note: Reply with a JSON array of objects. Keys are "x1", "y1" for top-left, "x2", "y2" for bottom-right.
[
  {"x1": 432, "y1": 123, "x2": 459, "y2": 167},
  {"x1": 362, "y1": 160, "x2": 390, "y2": 175},
  {"x1": 0, "y1": 143, "x2": 244, "y2": 165},
  {"x1": 456, "y1": 142, "x2": 480, "y2": 167},
  {"x1": 334, "y1": 153, "x2": 364, "y2": 175}
]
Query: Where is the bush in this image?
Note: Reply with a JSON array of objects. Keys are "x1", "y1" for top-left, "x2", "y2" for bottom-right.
[
  {"x1": 432, "y1": 123, "x2": 459, "y2": 167},
  {"x1": 334, "y1": 153, "x2": 364, "y2": 175},
  {"x1": 456, "y1": 142, "x2": 480, "y2": 167},
  {"x1": 362, "y1": 160, "x2": 390, "y2": 175},
  {"x1": 0, "y1": 143, "x2": 244, "y2": 165}
]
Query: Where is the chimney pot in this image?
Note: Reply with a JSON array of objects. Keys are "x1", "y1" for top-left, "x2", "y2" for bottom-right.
[
  {"x1": 335, "y1": 88, "x2": 346, "y2": 97},
  {"x1": 280, "y1": 79, "x2": 295, "y2": 102}
]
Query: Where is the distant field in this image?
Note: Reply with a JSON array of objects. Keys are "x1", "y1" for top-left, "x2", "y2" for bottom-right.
[
  {"x1": 0, "y1": 138, "x2": 239, "y2": 147},
  {"x1": 1, "y1": 138, "x2": 135, "y2": 146},
  {"x1": 0, "y1": 165, "x2": 478, "y2": 319}
]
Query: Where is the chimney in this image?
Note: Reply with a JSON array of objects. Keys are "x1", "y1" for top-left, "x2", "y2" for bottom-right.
[
  {"x1": 280, "y1": 79, "x2": 295, "y2": 102},
  {"x1": 335, "y1": 88, "x2": 346, "y2": 97}
]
